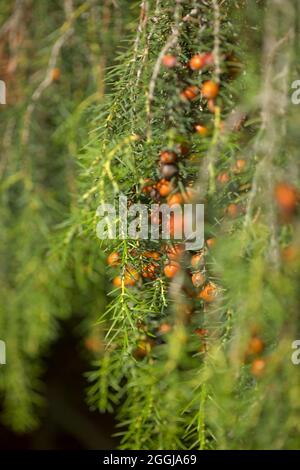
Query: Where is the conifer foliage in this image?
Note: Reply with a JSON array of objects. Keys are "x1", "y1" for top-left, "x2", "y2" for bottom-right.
[{"x1": 1, "y1": 0, "x2": 300, "y2": 450}]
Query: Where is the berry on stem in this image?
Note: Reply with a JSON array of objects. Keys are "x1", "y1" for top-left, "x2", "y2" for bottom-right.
[
  {"x1": 107, "y1": 251, "x2": 120, "y2": 266},
  {"x1": 181, "y1": 85, "x2": 199, "y2": 101},
  {"x1": 198, "y1": 282, "x2": 217, "y2": 302},
  {"x1": 164, "y1": 262, "x2": 180, "y2": 278},
  {"x1": 160, "y1": 150, "x2": 177, "y2": 164},
  {"x1": 217, "y1": 172, "x2": 230, "y2": 184},
  {"x1": 191, "y1": 252, "x2": 204, "y2": 269},
  {"x1": 157, "y1": 179, "x2": 173, "y2": 197},
  {"x1": 168, "y1": 193, "x2": 184, "y2": 206},
  {"x1": 166, "y1": 244, "x2": 185, "y2": 261},
  {"x1": 51, "y1": 67, "x2": 61, "y2": 82},
  {"x1": 191, "y1": 271, "x2": 205, "y2": 288},
  {"x1": 202, "y1": 80, "x2": 219, "y2": 99},
  {"x1": 162, "y1": 54, "x2": 177, "y2": 68},
  {"x1": 275, "y1": 182, "x2": 299, "y2": 214},
  {"x1": 189, "y1": 54, "x2": 206, "y2": 70},
  {"x1": 251, "y1": 358, "x2": 266, "y2": 377},
  {"x1": 247, "y1": 336, "x2": 265, "y2": 356},
  {"x1": 195, "y1": 124, "x2": 209, "y2": 136}
]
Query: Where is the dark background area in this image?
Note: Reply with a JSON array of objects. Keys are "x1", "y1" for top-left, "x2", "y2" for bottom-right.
[{"x1": 0, "y1": 323, "x2": 118, "y2": 450}]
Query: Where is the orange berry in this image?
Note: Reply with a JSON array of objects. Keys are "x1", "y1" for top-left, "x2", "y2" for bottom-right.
[
  {"x1": 206, "y1": 238, "x2": 216, "y2": 248},
  {"x1": 191, "y1": 252, "x2": 204, "y2": 269},
  {"x1": 198, "y1": 283, "x2": 217, "y2": 303},
  {"x1": 162, "y1": 54, "x2": 177, "y2": 68},
  {"x1": 142, "y1": 178, "x2": 155, "y2": 193},
  {"x1": 227, "y1": 203, "x2": 239, "y2": 218},
  {"x1": 217, "y1": 172, "x2": 230, "y2": 184},
  {"x1": 157, "y1": 179, "x2": 172, "y2": 197},
  {"x1": 191, "y1": 271, "x2": 205, "y2": 288},
  {"x1": 166, "y1": 244, "x2": 185, "y2": 261},
  {"x1": 113, "y1": 276, "x2": 122, "y2": 287},
  {"x1": 51, "y1": 67, "x2": 61, "y2": 81},
  {"x1": 195, "y1": 328, "x2": 208, "y2": 337},
  {"x1": 164, "y1": 262, "x2": 180, "y2": 278},
  {"x1": 251, "y1": 358, "x2": 266, "y2": 377},
  {"x1": 124, "y1": 266, "x2": 139, "y2": 286},
  {"x1": 275, "y1": 183, "x2": 299, "y2": 213},
  {"x1": 247, "y1": 336, "x2": 265, "y2": 356},
  {"x1": 158, "y1": 323, "x2": 172, "y2": 334},
  {"x1": 203, "y1": 52, "x2": 214, "y2": 66},
  {"x1": 202, "y1": 80, "x2": 219, "y2": 99},
  {"x1": 160, "y1": 150, "x2": 177, "y2": 164},
  {"x1": 181, "y1": 85, "x2": 199, "y2": 101},
  {"x1": 107, "y1": 251, "x2": 120, "y2": 266},
  {"x1": 189, "y1": 54, "x2": 206, "y2": 70},
  {"x1": 194, "y1": 124, "x2": 209, "y2": 136},
  {"x1": 236, "y1": 159, "x2": 246, "y2": 171},
  {"x1": 168, "y1": 193, "x2": 184, "y2": 206},
  {"x1": 143, "y1": 251, "x2": 161, "y2": 260},
  {"x1": 142, "y1": 263, "x2": 158, "y2": 279}
]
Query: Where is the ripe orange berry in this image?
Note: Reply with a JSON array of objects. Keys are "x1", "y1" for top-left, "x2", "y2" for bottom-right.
[
  {"x1": 191, "y1": 271, "x2": 205, "y2": 288},
  {"x1": 217, "y1": 172, "x2": 230, "y2": 184},
  {"x1": 251, "y1": 358, "x2": 266, "y2": 377},
  {"x1": 198, "y1": 282, "x2": 217, "y2": 303},
  {"x1": 107, "y1": 251, "x2": 120, "y2": 266},
  {"x1": 157, "y1": 179, "x2": 172, "y2": 197},
  {"x1": 227, "y1": 203, "x2": 239, "y2": 218},
  {"x1": 160, "y1": 150, "x2": 177, "y2": 164},
  {"x1": 142, "y1": 178, "x2": 155, "y2": 193},
  {"x1": 142, "y1": 263, "x2": 158, "y2": 279},
  {"x1": 164, "y1": 262, "x2": 180, "y2": 278},
  {"x1": 189, "y1": 53, "x2": 214, "y2": 71},
  {"x1": 51, "y1": 67, "x2": 61, "y2": 81},
  {"x1": 124, "y1": 266, "x2": 140, "y2": 286},
  {"x1": 206, "y1": 238, "x2": 216, "y2": 248},
  {"x1": 247, "y1": 336, "x2": 265, "y2": 356},
  {"x1": 275, "y1": 182, "x2": 299, "y2": 214},
  {"x1": 191, "y1": 252, "x2": 204, "y2": 269},
  {"x1": 162, "y1": 54, "x2": 177, "y2": 68},
  {"x1": 168, "y1": 193, "x2": 184, "y2": 206},
  {"x1": 189, "y1": 54, "x2": 206, "y2": 70},
  {"x1": 181, "y1": 85, "x2": 199, "y2": 101},
  {"x1": 203, "y1": 52, "x2": 214, "y2": 66},
  {"x1": 166, "y1": 244, "x2": 185, "y2": 261},
  {"x1": 195, "y1": 328, "x2": 208, "y2": 337},
  {"x1": 201, "y1": 80, "x2": 219, "y2": 99},
  {"x1": 236, "y1": 159, "x2": 246, "y2": 171},
  {"x1": 143, "y1": 251, "x2": 161, "y2": 260},
  {"x1": 195, "y1": 124, "x2": 209, "y2": 136},
  {"x1": 158, "y1": 323, "x2": 172, "y2": 334},
  {"x1": 113, "y1": 276, "x2": 122, "y2": 287}
]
